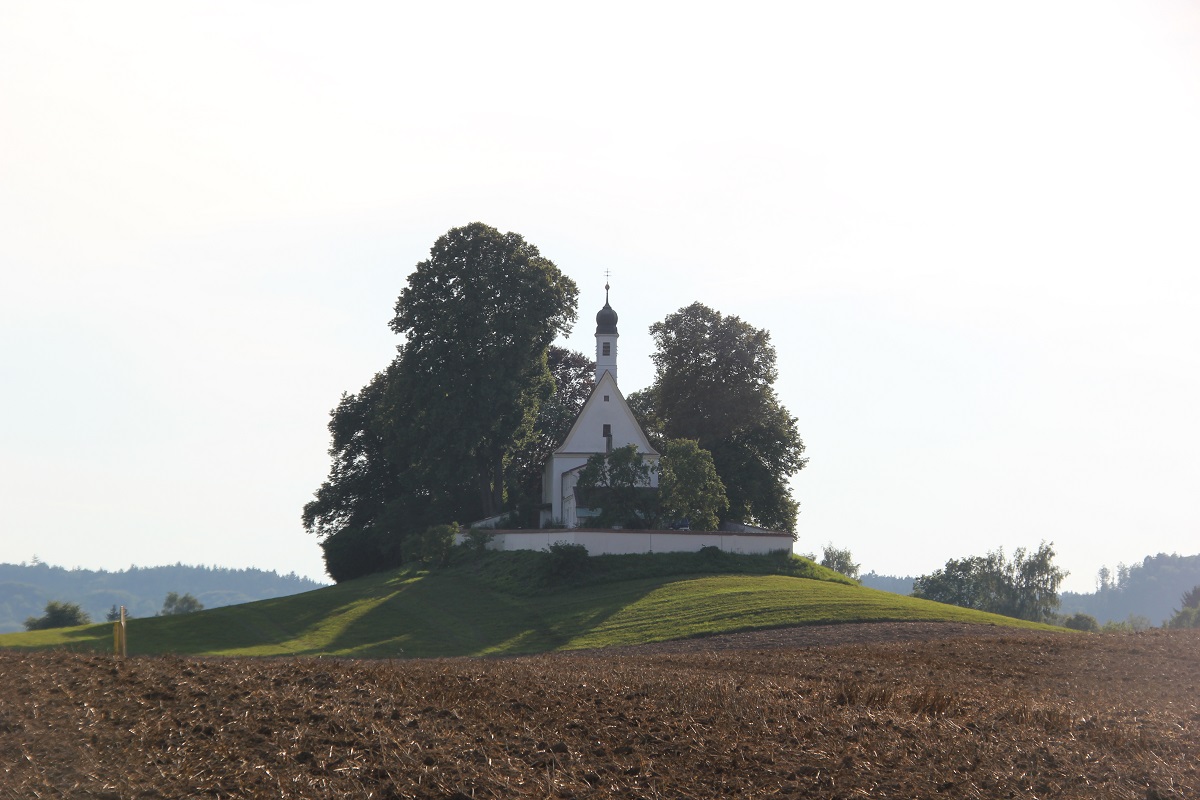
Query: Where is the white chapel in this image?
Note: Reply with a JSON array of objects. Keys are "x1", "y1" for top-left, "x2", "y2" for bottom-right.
[
  {"x1": 540, "y1": 284, "x2": 659, "y2": 527},
  {"x1": 464, "y1": 286, "x2": 793, "y2": 556}
]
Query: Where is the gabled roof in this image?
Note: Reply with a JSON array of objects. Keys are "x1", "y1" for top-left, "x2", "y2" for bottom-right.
[{"x1": 554, "y1": 371, "x2": 658, "y2": 456}]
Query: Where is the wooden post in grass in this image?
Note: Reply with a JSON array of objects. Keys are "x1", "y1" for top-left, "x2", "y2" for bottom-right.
[{"x1": 113, "y1": 606, "x2": 127, "y2": 658}]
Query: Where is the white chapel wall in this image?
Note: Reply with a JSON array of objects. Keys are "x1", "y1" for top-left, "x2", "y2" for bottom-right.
[{"x1": 459, "y1": 529, "x2": 793, "y2": 557}]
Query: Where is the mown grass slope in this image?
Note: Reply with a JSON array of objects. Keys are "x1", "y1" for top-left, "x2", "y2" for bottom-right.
[{"x1": 0, "y1": 551, "x2": 1058, "y2": 657}]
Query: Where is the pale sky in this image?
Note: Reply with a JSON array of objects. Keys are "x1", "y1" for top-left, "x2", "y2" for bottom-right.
[{"x1": 2, "y1": 2, "x2": 1197, "y2": 593}]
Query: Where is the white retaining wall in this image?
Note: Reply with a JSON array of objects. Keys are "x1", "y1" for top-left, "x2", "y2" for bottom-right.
[{"x1": 456, "y1": 528, "x2": 793, "y2": 556}]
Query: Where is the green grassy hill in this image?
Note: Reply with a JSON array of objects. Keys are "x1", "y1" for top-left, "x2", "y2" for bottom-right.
[{"x1": 0, "y1": 551, "x2": 1059, "y2": 657}]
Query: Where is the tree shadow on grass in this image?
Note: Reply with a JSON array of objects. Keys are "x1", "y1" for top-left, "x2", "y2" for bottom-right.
[
  {"x1": 0, "y1": 624, "x2": 115, "y2": 653},
  {"x1": 316, "y1": 572, "x2": 666, "y2": 658}
]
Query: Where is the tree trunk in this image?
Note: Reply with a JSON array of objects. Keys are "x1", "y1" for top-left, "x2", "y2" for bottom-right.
[
  {"x1": 492, "y1": 459, "x2": 505, "y2": 514},
  {"x1": 477, "y1": 459, "x2": 505, "y2": 517}
]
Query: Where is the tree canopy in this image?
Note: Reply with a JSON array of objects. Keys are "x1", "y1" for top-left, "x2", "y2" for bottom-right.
[
  {"x1": 633, "y1": 302, "x2": 806, "y2": 532},
  {"x1": 575, "y1": 444, "x2": 658, "y2": 529},
  {"x1": 24, "y1": 600, "x2": 90, "y2": 630},
  {"x1": 389, "y1": 224, "x2": 579, "y2": 514},
  {"x1": 657, "y1": 438, "x2": 726, "y2": 531},
  {"x1": 505, "y1": 346, "x2": 595, "y2": 526},
  {"x1": 820, "y1": 544, "x2": 860, "y2": 581},
  {"x1": 159, "y1": 592, "x2": 204, "y2": 616},
  {"x1": 1167, "y1": 585, "x2": 1200, "y2": 629},
  {"x1": 912, "y1": 542, "x2": 1067, "y2": 624},
  {"x1": 303, "y1": 223, "x2": 579, "y2": 581},
  {"x1": 574, "y1": 439, "x2": 727, "y2": 532}
]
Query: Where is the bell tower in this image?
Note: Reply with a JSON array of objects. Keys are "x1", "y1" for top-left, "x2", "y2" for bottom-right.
[{"x1": 594, "y1": 281, "x2": 619, "y2": 384}]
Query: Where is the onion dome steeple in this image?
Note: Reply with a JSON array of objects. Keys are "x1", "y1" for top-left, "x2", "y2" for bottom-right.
[
  {"x1": 594, "y1": 281, "x2": 619, "y2": 384},
  {"x1": 595, "y1": 283, "x2": 619, "y2": 335}
]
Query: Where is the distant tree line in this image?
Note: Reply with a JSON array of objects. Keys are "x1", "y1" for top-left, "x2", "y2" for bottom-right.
[
  {"x1": 1058, "y1": 553, "x2": 1200, "y2": 626},
  {"x1": 859, "y1": 572, "x2": 916, "y2": 595},
  {"x1": 0, "y1": 562, "x2": 323, "y2": 634}
]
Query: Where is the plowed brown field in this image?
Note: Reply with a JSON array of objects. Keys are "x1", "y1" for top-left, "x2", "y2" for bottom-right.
[{"x1": 2, "y1": 624, "x2": 1196, "y2": 799}]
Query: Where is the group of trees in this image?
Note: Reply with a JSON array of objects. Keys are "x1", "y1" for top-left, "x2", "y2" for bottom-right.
[
  {"x1": 305, "y1": 224, "x2": 807, "y2": 582},
  {"x1": 861, "y1": 549, "x2": 1200, "y2": 629},
  {"x1": 912, "y1": 542, "x2": 1067, "y2": 624}
]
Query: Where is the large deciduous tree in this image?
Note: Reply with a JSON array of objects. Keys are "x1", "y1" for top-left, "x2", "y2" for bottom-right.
[
  {"x1": 303, "y1": 223, "x2": 578, "y2": 581},
  {"x1": 820, "y1": 544, "x2": 860, "y2": 581},
  {"x1": 390, "y1": 223, "x2": 579, "y2": 514},
  {"x1": 302, "y1": 361, "x2": 402, "y2": 540},
  {"x1": 637, "y1": 302, "x2": 806, "y2": 532}
]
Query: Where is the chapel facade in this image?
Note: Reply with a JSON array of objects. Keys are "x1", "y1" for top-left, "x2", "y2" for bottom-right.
[{"x1": 539, "y1": 285, "x2": 659, "y2": 527}]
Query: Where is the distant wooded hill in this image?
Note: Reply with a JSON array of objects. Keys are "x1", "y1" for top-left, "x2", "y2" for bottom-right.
[
  {"x1": 1058, "y1": 553, "x2": 1200, "y2": 626},
  {"x1": 859, "y1": 572, "x2": 916, "y2": 596},
  {"x1": 0, "y1": 562, "x2": 327, "y2": 633},
  {"x1": 861, "y1": 553, "x2": 1200, "y2": 626}
]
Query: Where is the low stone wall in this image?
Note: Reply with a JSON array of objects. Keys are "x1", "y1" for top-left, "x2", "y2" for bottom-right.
[{"x1": 457, "y1": 528, "x2": 793, "y2": 556}]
